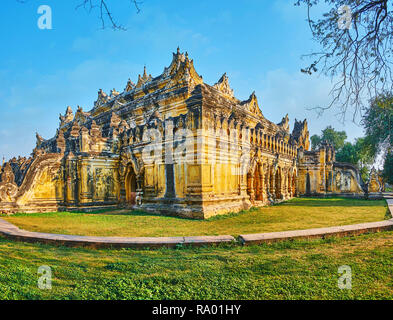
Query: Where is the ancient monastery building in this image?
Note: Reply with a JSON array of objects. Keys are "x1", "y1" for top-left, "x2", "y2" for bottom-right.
[{"x1": 0, "y1": 49, "x2": 382, "y2": 219}]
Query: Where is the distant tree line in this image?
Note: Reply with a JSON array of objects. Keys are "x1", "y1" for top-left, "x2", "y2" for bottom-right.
[
  {"x1": 311, "y1": 126, "x2": 374, "y2": 181},
  {"x1": 311, "y1": 93, "x2": 393, "y2": 184}
]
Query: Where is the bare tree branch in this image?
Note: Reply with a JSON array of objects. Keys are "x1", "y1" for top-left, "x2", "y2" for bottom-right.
[
  {"x1": 76, "y1": 0, "x2": 142, "y2": 30},
  {"x1": 16, "y1": 0, "x2": 142, "y2": 30},
  {"x1": 296, "y1": 0, "x2": 393, "y2": 122}
]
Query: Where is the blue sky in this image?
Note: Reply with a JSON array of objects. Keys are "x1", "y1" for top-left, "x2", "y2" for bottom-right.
[{"x1": 0, "y1": 0, "x2": 366, "y2": 160}]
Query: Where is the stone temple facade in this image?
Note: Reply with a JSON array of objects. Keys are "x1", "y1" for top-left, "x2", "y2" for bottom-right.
[{"x1": 0, "y1": 49, "x2": 382, "y2": 219}]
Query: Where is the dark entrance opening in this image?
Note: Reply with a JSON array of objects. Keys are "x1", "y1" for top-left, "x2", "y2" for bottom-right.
[
  {"x1": 306, "y1": 172, "x2": 311, "y2": 196},
  {"x1": 275, "y1": 168, "x2": 281, "y2": 199},
  {"x1": 126, "y1": 167, "x2": 137, "y2": 205}
]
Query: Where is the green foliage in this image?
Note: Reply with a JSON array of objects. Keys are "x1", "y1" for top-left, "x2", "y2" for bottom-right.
[
  {"x1": 383, "y1": 152, "x2": 393, "y2": 185},
  {"x1": 311, "y1": 126, "x2": 347, "y2": 150},
  {"x1": 336, "y1": 142, "x2": 358, "y2": 164},
  {"x1": 311, "y1": 134, "x2": 322, "y2": 150},
  {"x1": 335, "y1": 137, "x2": 375, "y2": 181},
  {"x1": 0, "y1": 230, "x2": 393, "y2": 300},
  {"x1": 362, "y1": 93, "x2": 393, "y2": 182},
  {"x1": 322, "y1": 126, "x2": 347, "y2": 150},
  {"x1": 363, "y1": 93, "x2": 393, "y2": 154}
]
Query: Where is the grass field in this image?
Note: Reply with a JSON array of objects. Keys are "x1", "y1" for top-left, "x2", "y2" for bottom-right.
[
  {"x1": 2, "y1": 198, "x2": 389, "y2": 237},
  {"x1": 0, "y1": 231, "x2": 392, "y2": 300}
]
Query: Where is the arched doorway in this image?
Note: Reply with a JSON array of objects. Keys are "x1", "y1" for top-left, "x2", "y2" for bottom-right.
[
  {"x1": 306, "y1": 171, "x2": 311, "y2": 195},
  {"x1": 125, "y1": 166, "x2": 137, "y2": 205}
]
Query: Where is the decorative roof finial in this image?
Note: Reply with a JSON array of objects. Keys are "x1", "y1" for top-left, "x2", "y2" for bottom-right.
[
  {"x1": 66, "y1": 106, "x2": 73, "y2": 114},
  {"x1": 213, "y1": 72, "x2": 234, "y2": 98},
  {"x1": 110, "y1": 88, "x2": 120, "y2": 97},
  {"x1": 125, "y1": 78, "x2": 135, "y2": 92}
]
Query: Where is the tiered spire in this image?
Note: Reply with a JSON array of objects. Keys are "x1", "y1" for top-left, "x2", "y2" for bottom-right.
[
  {"x1": 163, "y1": 47, "x2": 203, "y2": 88},
  {"x1": 136, "y1": 66, "x2": 152, "y2": 88}
]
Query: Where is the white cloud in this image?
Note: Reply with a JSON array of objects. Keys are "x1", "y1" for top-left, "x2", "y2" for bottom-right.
[
  {"x1": 0, "y1": 58, "x2": 142, "y2": 160},
  {"x1": 0, "y1": 64, "x2": 367, "y2": 161},
  {"x1": 258, "y1": 69, "x2": 365, "y2": 142}
]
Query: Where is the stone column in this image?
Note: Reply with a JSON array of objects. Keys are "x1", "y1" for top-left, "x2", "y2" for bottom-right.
[
  {"x1": 270, "y1": 168, "x2": 276, "y2": 201},
  {"x1": 135, "y1": 175, "x2": 144, "y2": 206},
  {"x1": 258, "y1": 165, "x2": 264, "y2": 202},
  {"x1": 249, "y1": 173, "x2": 255, "y2": 201},
  {"x1": 288, "y1": 173, "x2": 293, "y2": 197}
]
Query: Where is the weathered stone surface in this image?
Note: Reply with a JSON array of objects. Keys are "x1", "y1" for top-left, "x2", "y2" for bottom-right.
[
  {"x1": 0, "y1": 48, "x2": 380, "y2": 218},
  {"x1": 239, "y1": 219, "x2": 393, "y2": 245},
  {"x1": 367, "y1": 167, "x2": 384, "y2": 197}
]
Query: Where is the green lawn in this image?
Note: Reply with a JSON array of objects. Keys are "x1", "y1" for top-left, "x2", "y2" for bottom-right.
[
  {"x1": 0, "y1": 231, "x2": 392, "y2": 299},
  {"x1": 2, "y1": 198, "x2": 389, "y2": 237}
]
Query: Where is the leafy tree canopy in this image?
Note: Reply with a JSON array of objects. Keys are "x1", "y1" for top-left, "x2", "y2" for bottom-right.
[
  {"x1": 362, "y1": 92, "x2": 393, "y2": 155},
  {"x1": 335, "y1": 137, "x2": 375, "y2": 180},
  {"x1": 335, "y1": 142, "x2": 358, "y2": 164},
  {"x1": 311, "y1": 125, "x2": 347, "y2": 150},
  {"x1": 383, "y1": 151, "x2": 393, "y2": 184}
]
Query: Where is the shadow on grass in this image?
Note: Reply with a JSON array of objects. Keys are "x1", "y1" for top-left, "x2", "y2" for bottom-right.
[
  {"x1": 4, "y1": 197, "x2": 387, "y2": 222},
  {"x1": 76, "y1": 209, "x2": 201, "y2": 221}
]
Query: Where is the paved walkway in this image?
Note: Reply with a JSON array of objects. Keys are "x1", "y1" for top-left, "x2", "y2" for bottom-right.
[
  {"x1": 240, "y1": 193, "x2": 393, "y2": 245},
  {"x1": 239, "y1": 219, "x2": 393, "y2": 245},
  {"x1": 0, "y1": 194, "x2": 392, "y2": 248},
  {"x1": 0, "y1": 218, "x2": 235, "y2": 248}
]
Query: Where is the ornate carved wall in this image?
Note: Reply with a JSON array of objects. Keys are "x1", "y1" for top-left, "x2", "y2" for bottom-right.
[{"x1": 0, "y1": 49, "x2": 373, "y2": 218}]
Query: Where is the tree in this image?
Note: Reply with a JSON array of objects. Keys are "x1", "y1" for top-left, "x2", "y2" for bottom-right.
[
  {"x1": 383, "y1": 151, "x2": 393, "y2": 184},
  {"x1": 296, "y1": 0, "x2": 393, "y2": 120},
  {"x1": 336, "y1": 142, "x2": 358, "y2": 163},
  {"x1": 355, "y1": 136, "x2": 375, "y2": 168},
  {"x1": 362, "y1": 93, "x2": 393, "y2": 182},
  {"x1": 310, "y1": 134, "x2": 322, "y2": 150},
  {"x1": 336, "y1": 137, "x2": 375, "y2": 180},
  {"x1": 311, "y1": 125, "x2": 347, "y2": 150},
  {"x1": 362, "y1": 92, "x2": 393, "y2": 155}
]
